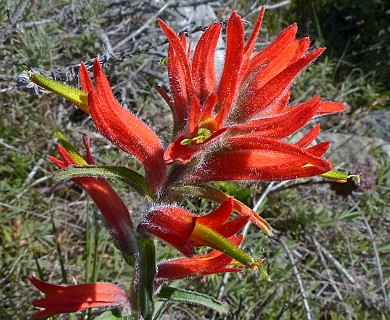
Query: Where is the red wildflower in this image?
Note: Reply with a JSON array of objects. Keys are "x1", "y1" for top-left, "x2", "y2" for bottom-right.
[
  {"x1": 49, "y1": 136, "x2": 137, "y2": 258},
  {"x1": 156, "y1": 235, "x2": 243, "y2": 283},
  {"x1": 79, "y1": 60, "x2": 166, "y2": 192},
  {"x1": 29, "y1": 277, "x2": 130, "y2": 319},
  {"x1": 139, "y1": 198, "x2": 258, "y2": 268},
  {"x1": 159, "y1": 7, "x2": 344, "y2": 181}
]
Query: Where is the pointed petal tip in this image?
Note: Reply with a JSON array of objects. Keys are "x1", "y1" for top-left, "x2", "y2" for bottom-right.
[
  {"x1": 80, "y1": 61, "x2": 87, "y2": 71},
  {"x1": 92, "y1": 58, "x2": 103, "y2": 75},
  {"x1": 316, "y1": 47, "x2": 326, "y2": 55},
  {"x1": 285, "y1": 23, "x2": 298, "y2": 35},
  {"x1": 157, "y1": 18, "x2": 166, "y2": 27},
  {"x1": 158, "y1": 18, "x2": 177, "y2": 39},
  {"x1": 229, "y1": 11, "x2": 244, "y2": 25},
  {"x1": 267, "y1": 228, "x2": 277, "y2": 238},
  {"x1": 318, "y1": 101, "x2": 345, "y2": 114}
]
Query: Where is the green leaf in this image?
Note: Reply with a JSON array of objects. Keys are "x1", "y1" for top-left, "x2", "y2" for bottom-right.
[
  {"x1": 378, "y1": 241, "x2": 390, "y2": 253},
  {"x1": 131, "y1": 237, "x2": 156, "y2": 320},
  {"x1": 320, "y1": 169, "x2": 360, "y2": 183},
  {"x1": 96, "y1": 309, "x2": 129, "y2": 320},
  {"x1": 193, "y1": 222, "x2": 257, "y2": 268},
  {"x1": 53, "y1": 165, "x2": 150, "y2": 197},
  {"x1": 156, "y1": 286, "x2": 230, "y2": 315},
  {"x1": 55, "y1": 131, "x2": 87, "y2": 165},
  {"x1": 338, "y1": 211, "x2": 362, "y2": 220},
  {"x1": 24, "y1": 65, "x2": 89, "y2": 113},
  {"x1": 152, "y1": 301, "x2": 166, "y2": 320},
  {"x1": 138, "y1": 237, "x2": 156, "y2": 320},
  {"x1": 173, "y1": 184, "x2": 273, "y2": 236}
]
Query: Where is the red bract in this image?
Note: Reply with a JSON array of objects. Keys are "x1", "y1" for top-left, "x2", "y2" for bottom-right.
[
  {"x1": 139, "y1": 198, "x2": 246, "y2": 255},
  {"x1": 79, "y1": 60, "x2": 166, "y2": 192},
  {"x1": 49, "y1": 137, "x2": 137, "y2": 258},
  {"x1": 139, "y1": 198, "x2": 257, "y2": 268},
  {"x1": 159, "y1": 7, "x2": 344, "y2": 181},
  {"x1": 156, "y1": 235, "x2": 243, "y2": 282},
  {"x1": 185, "y1": 137, "x2": 332, "y2": 183},
  {"x1": 29, "y1": 277, "x2": 130, "y2": 319}
]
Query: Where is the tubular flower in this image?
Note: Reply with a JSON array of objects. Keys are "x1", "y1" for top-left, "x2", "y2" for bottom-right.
[
  {"x1": 49, "y1": 136, "x2": 137, "y2": 259},
  {"x1": 177, "y1": 184, "x2": 273, "y2": 235},
  {"x1": 138, "y1": 198, "x2": 258, "y2": 268},
  {"x1": 79, "y1": 60, "x2": 166, "y2": 192},
  {"x1": 29, "y1": 277, "x2": 130, "y2": 319},
  {"x1": 159, "y1": 7, "x2": 344, "y2": 181},
  {"x1": 156, "y1": 235, "x2": 243, "y2": 283}
]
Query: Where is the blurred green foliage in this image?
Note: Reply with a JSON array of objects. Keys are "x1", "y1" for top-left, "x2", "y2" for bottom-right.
[{"x1": 291, "y1": 0, "x2": 389, "y2": 82}]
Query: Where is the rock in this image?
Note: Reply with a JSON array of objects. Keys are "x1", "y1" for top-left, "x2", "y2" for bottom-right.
[
  {"x1": 176, "y1": 4, "x2": 217, "y2": 29},
  {"x1": 319, "y1": 110, "x2": 390, "y2": 167},
  {"x1": 350, "y1": 110, "x2": 390, "y2": 142},
  {"x1": 321, "y1": 132, "x2": 390, "y2": 166}
]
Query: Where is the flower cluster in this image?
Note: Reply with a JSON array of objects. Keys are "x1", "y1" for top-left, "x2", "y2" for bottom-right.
[{"x1": 27, "y1": 7, "x2": 347, "y2": 319}]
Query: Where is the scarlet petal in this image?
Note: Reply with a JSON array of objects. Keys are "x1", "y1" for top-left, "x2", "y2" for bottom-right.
[
  {"x1": 156, "y1": 235, "x2": 243, "y2": 282},
  {"x1": 164, "y1": 128, "x2": 228, "y2": 164},
  {"x1": 230, "y1": 96, "x2": 321, "y2": 139},
  {"x1": 216, "y1": 12, "x2": 245, "y2": 119},
  {"x1": 243, "y1": 6, "x2": 265, "y2": 61},
  {"x1": 159, "y1": 19, "x2": 195, "y2": 132},
  {"x1": 167, "y1": 44, "x2": 191, "y2": 131},
  {"x1": 188, "y1": 97, "x2": 201, "y2": 136},
  {"x1": 191, "y1": 23, "x2": 221, "y2": 103},
  {"x1": 79, "y1": 62, "x2": 94, "y2": 95},
  {"x1": 243, "y1": 37, "x2": 300, "y2": 96},
  {"x1": 164, "y1": 136, "x2": 201, "y2": 164},
  {"x1": 50, "y1": 143, "x2": 136, "y2": 257},
  {"x1": 258, "y1": 91, "x2": 291, "y2": 117},
  {"x1": 294, "y1": 37, "x2": 311, "y2": 62},
  {"x1": 197, "y1": 197, "x2": 234, "y2": 227},
  {"x1": 231, "y1": 198, "x2": 272, "y2": 236},
  {"x1": 57, "y1": 144, "x2": 78, "y2": 165},
  {"x1": 195, "y1": 198, "x2": 249, "y2": 241},
  {"x1": 317, "y1": 101, "x2": 345, "y2": 114},
  {"x1": 29, "y1": 277, "x2": 129, "y2": 319},
  {"x1": 199, "y1": 92, "x2": 218, "y2": 121},
  {"x1": 88, "y1": 60, "x2": 165, "y2": 191},
  {"x1": 82, "y1": 135, "x2": 95, "y2": 165},
  {"x1": 236, "y1": 48, "x2": 325, "y2": 122},
  {"x1": 155, "y1": 86, "x2": 172, "y2": 109},
  {"x1": 48, "y1": 155, "x2": 65, "y2": 169},
  {"x1": 186, "y1": 137, "x2": 332, "y2": 182},
  {"x1": 138, "y1": 206, "x2": 196, "y2": 257},
  {"x1": 180, "y1": 185, "x2": 272, "y2": 236},
  {"x1": 305, "y1": 141, "x2": 330, "y2": 157},
  {"x1": 295, "y1": 124, "x2": 321, "y2": 148},
  {"x1": 244, "y1": 23, "x2": 298, "y2": 81}
]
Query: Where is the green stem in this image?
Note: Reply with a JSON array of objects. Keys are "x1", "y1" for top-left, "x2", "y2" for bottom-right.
[
  {"x1": 159, "y1": 163, "x2": 188, "y2": 202},
  {"x1": 192, "y1": 223, "x2": 256, "y2": 268},
  {"x1": 130, "y1": 236, "x2": 156, "y2": 319}
]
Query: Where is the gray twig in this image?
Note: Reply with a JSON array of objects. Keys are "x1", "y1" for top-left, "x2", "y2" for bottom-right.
[
  {"x1": 217, "y1": 182, "x2": 285, "y2": 302},
  {"x1": 0, "y1": 138, "x2": 25, "y2": 154},
  {"x1": 308, "y1": 235, "x2": 343, "y2": 301},
  {"x1": 11, "y1": 16, "x2": 223, "y2": 87},
  {"x1": 266, "y1": 0, "x2": 291, "y2": 10},
  {"x1": 0, "y1": 250, "x2": 28, "y2": 284},
  {"x1": 280, "y1": 237, "x2": 312, "y2": 320},
  {"x1": 0, "y1": 0, "x2": 30, "y2": 43},
  {"x1": 113, "y1": 0, "x2": 174, "y2": 51},
  {"x1": 363, "y1": 217, "x2": 388, "y2": 308},
  {"x1": 10, "y1": 175, "x2": 52, "y2": 205},
  {"x1": 319, "y1": 244, "x2": 356, "y2": 285}
]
